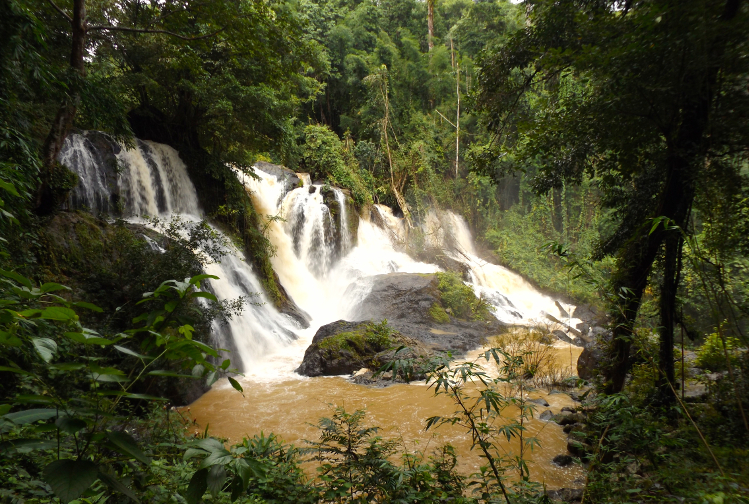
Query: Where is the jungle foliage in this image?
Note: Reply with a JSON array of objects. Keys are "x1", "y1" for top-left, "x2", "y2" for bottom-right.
[{"x1": 2, "y1": 0, "x2": 749, "y2": 502}]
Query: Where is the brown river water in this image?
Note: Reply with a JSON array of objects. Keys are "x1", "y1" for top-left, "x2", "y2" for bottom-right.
[{"x1": 185, "y1": 344, "x2": 585, "y2": 490}]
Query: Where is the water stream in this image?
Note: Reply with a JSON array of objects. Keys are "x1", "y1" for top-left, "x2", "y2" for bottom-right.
[{"x1": 61, "y1": 133, "x2": 586, "y2": 488}]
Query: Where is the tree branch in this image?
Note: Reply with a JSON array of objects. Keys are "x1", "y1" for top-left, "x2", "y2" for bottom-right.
[
  {"x1": 46, "y1": 0, "x2": 72, "y2": 23},
  {"x1": 87, "y1": 25, "x2": 225, "y2": 40}
]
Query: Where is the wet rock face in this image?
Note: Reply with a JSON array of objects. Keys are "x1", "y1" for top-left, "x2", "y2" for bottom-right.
[
  {"x1": 349, "y1": 273, "x2": 507, "y2": 354},
  {"x1": 254, "y1": 161, "x2": 301, "y2": 194},
  {"x1": 60, "y1": 131, "x2": 122, "y2": 215},
  {"x1": 546, "y1": 488, "x2": 584, "y2": 503},
  {"x1": 577, "y1": 344, "x2": 605, "y2": 380},
  {"x1": 295, "y1": 320, "x2": 429, "y2": 377}
]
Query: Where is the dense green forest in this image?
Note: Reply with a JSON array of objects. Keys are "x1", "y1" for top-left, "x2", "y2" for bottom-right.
[{"x1": 1, "y1": 0, "x2": 749, "y2": 502}]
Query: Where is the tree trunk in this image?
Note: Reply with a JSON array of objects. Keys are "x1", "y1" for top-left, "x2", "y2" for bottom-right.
[
  {"x1": 604, "y1": 0, "x2": 739, "y2": 394},
  {"x1": 37, "y1": 0, "x2": 87, "y2": 214},
  {"x1": 552, "y1": 186, "x2": 563, "y2": 234},
  {"x1": 453, "y1": 39, "x2": 460, "y2": 178},
  {"x1": 427, "y1": 0, "x2": 434, "y2": 52},
  {"x1": 657, "y1": 231, "x2": 682, "y2": 401}
]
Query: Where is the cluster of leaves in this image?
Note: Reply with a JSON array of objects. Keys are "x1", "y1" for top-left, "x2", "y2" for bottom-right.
[
  {"x1": 0, "y1": 269, "x2": 241, "y2": 503},
  {"x1": 696, "y1": 331, "x2": 744, "y2": 372},
  {"x1": 299, "y1": 125, "x2": 373, "y2": 206},
  {"x1": 436, "y1": 271, "x2": 489, "y2": 320}
]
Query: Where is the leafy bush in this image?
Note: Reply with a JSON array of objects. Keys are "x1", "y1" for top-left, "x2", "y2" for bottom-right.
[
  {"x1": 0, "y1": 270, "x2": 241, "y2": 503},
  {"x1": 696, "y1": 330, "x2": 744, "y2": 371},
  {"x1": 435, "y1": 271, "x2": 489, "y2": 320},
  {"x1": 300, "y1": 125, "x2": 372, "y2": 206}
]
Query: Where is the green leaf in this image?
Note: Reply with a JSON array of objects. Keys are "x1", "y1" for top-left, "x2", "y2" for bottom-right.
[
  {"x1": 198, "y1": 449, "x2": 233, "y2": 469},
  {"x1": 73, "y1": 301, "x2": 103, "y2": 312},
  {"x1": 40, "y1": 283, "x2": 70, "y2": 294},
  {"x1": 3, "y1": 408, "x2": 58, "y2": 424},
  {"x1": 206, "y1": 465, "x2": 227, "y2": 498},
  {"x1": 0, "y1": 269, "x2": 32, "y2": 288},
  {"x1": 56, "y1": 416, "x2": 87, "y2": 435},
  {"x1": 40, "y1": 307, "x2": 77, "y2": 321},
  {"x1": 98, "y1": 469, "x2": 141, "y2": 503},
  {"x1": 0, "y1": 404, "x2": 10, "y2": 416},
  {"x1": 43, "y1": 459, "x2": 99, "y2": 503},
  {"x1": 0, "y1": 331, "x2": 22, "y2": 347},
  {"x1": 0, "y1": 179, "x2": 20, "y2": 197},
  {"x1": 193, "y1": 438, "x2": 226, "y2": 453},
  {"x1": 106, "y1": 431, "x2": 151, "y2": 465},
  {"x1": 189, "y1": 274, "x2": 219, "y2": 285},
  {"x1": 113, "y1": 345, "x2": 152, "y2": 360},
  {"x1": 228, "y1": 377, "x2": 243, "y2": 393},
  {"x1": 192, "y1": 291, "x2": 217, "y2": 302},
  {"x1": 65, "y1": 332, "x2": 113, "y2": 345},
  {"x1": 230, "y1": 475, "x2": 243, "y2": 502},
  {"x1": 183, "y1": 447, "x2": 209, "y2": 461},
  {"x1": 15, "y1": 394, "x2": 56, "y2": 404},
  {"x1": 0, "y1": 365, "x2": 33, "y2": 376},
  {"x1": 184, "y1": 468, "x2": 208, "y2": 504},
  {"x1": 122, "y1": 393, "x2": 169, "y2": 402},
  {"x1": 0, "y1": 438, "x2": 57, "y2": 454},
  {"x1": 32, "y1": 337, "x2": 57, "y2": 362},
  {"x1": 49, "y1": 362, "x2": 86, "y2": 371},
  {"x1": 147, "y1": 370, "x2": 196, "y2": 379}
]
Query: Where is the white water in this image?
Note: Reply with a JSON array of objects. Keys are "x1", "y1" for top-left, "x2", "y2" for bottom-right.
[
  {"x1": 237, "y1": 169, "x2": 439, "y2": 380},
  {"x1": 62, "y1": 132, "x2": 580, "y2": 381},
  {"x1": 420, "y1": 210, "x2": 579, "y2": 327},
  {"x1": 61, "y1": 133, "x2": 301, "y2": 372}
]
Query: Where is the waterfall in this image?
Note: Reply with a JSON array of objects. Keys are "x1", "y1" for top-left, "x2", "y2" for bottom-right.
[
  {"x1": 239, "y1": 169, "x2": 438, "y2": 328},
  {"x1": 60, "y1": 132, "x2": 300, "y2": 372},
  {"x1": 242, "y1": 166, "x2": 578, "y2": 332},
  {"x1": 62, "y1": 131, "x2": 580, "y2": 381},
  {"x1": 419, "y1": 210, "x2": 577, "y2": 325}
]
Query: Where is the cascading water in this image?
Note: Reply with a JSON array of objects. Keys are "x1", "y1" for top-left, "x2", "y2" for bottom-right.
[
  {"x1": 62, "y1": 133, "x2": 586, "y2": 487},
  {"x1": 59, "y1": 132, "x2": 300, "y2": 371},
  {"x1": 419, "y1": 210, "x2": 580, "y2": 327},
  {"x1": 237, "y1": 168, "x2": 439, "y2": 377}
]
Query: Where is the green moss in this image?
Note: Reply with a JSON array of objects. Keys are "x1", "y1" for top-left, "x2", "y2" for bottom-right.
[
  {"x1": 435, "y1": 271, "x2": 490, "y2": 321},
  {"x1": 317, "y1": 321, "x2": 393, "y2": 359},
  {"x1": 429, "y1": 303, "x2": 450, "y2": 324}
]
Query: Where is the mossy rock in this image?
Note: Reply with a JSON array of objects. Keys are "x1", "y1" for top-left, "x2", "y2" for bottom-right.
[
  {"x1": 296, "y1": 320, "x2": 429, "y2": 377},
  {"x1": 351, "y1": 272, "x2": 507, "y2": 354}
]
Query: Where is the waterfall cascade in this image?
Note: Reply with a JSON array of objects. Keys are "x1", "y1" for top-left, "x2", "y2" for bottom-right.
[
  {"x1": 60, "y1": 133, "x2": 300, "y2": 371},
  {"x1": 61, "y1": 132, "x2": 580, "y2": 380}
]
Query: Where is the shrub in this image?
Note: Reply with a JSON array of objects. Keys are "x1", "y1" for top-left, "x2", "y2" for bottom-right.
[
  {"x1": 300, "y1": 125, "x2": 372, "y2": 206},
  {"x1": 435, "y1": 271, "x2": 489, "y2": 321},
  {"x1": 696, "y1": 330, "x2": 744, "y2": 371}
]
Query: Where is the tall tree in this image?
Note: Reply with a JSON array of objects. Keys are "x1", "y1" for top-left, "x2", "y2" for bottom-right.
[
  {"x1": 475, "y1": 0, "x2": 749, "y2": 395},
  {"x1": 427, "y1": 0, "x2": 435, "y2": 51}
]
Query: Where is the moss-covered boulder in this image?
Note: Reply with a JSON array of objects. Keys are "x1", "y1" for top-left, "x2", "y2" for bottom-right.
[
  {"x1": 349, "y1": 272, "x2": 507, "y2": 354},
  {"x1": 296, "y1": 320, "x2": 428, "y2": 377}
]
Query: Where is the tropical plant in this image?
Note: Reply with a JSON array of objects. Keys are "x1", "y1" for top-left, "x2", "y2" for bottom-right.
[{"x1": 0, "y1": 270, "x2": 239, "y2": 503}]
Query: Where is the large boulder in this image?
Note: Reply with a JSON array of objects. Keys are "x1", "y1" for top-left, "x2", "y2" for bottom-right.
[
  {"x1": 348, "y1": 272, "x2": 507, "y2": 353},
  {"x1": 254, "y1": 161, "x2": 302, "y2": 194},
  {"x1": 296, "y1": 320, "x2": 429, "y2": 377}
]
